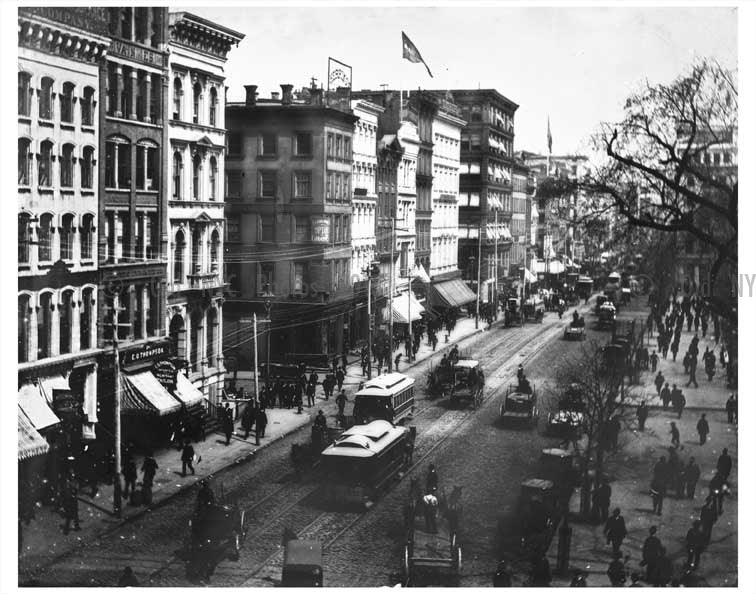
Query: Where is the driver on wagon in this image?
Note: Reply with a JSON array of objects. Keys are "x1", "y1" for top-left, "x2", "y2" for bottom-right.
[{"x1": 314, "y1": 410, "x2": 327, "y2": 429}]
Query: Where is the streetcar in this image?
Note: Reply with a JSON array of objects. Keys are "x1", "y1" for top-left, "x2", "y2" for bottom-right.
[
  {"x1": 352, "y1": 373, "x2": 415, "y2": 426},
  {"x1": 320, "y1": 420, "x2": 416, "y2": 507}
]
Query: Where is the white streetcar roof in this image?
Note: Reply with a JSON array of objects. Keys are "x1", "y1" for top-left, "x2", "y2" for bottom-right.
[
  {"x1": 356, "y1": 373, "x2": 415, "y2": 397},
  {"x1": 453, "y1": 359, "x2": 479, "y2": 370},
  {"x1": 322, "y1": 420, "x2": 408, "y2": 458}
]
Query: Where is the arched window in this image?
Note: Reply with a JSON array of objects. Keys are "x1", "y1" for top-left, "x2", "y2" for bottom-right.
[
  {"x1": 18, "y1": 138, "x2": 31, "y2": 185},
  {"x1": 39, "y1": 77, "x2": 54, "y2": 120},
  {"x1": 61, "y1": 82, "x2": 75, "y2": 123},
  {"x1": 37, "y1": 292, "x2": 52, "y2": 360},
  {"x1": 173, "y1": 78, "x2": 182, "y2": 120},
  {"x1": 173, "y1": 230, "x2": 185, "y2": 284},
  {"x1": 60, "y1": 214, "x2": 75, "y2": 260},
  {"x1": 210, "y1": 229, "x2": 220, "y2": 272},
  {"x1": 191, "y1": 226, "x2": 202, "y2": 274},
  {"x1": 18, "y1": 213, "x2": 31, "y2": 264},
  {"x1": 59, "y1": 290, "x2": 74, "y2": 355},
  {"x1": 105, "y1": 136, "x2": 131, "y2": 189},
  {"x1": 173, "y1": 152, "x2": 183, "y2": 199},
  {"x1": 209, "y1": 156, "x2": 217, "y2": 200},
  {"x1": 38, "y1": 214, "x2": 53, "y2": 262},
  {"x1": 80, "y1": 287, "x2": 94, "y2": 349},
  {"x1": 169, "y1": 314, "x2": 186, "y2": 359},
  {"x1": 38, "y1": 140, "x2": 53, "y2": 187},
  {"x1": 190, "y1": 311, "x2": 202, "y2": 371},
  {"x1": 81, "y1": 214, "x2": 94, "y2": 260},
  {"x1": 192, "y1": 153, "x2": 201, "y2": 200},
  {"x1": 209, "y1": 87, "x2": 218, "y2": 126},
  {"x1": 18, "y1": 294, "x2": 31, "y2": 363},
  {"x1": 206, "y1": 308, "x2": 217, "y2": 368},
  {"x1": 136, "y1": 140, "x2": 158, "y2": 190},
  {"x1": 193, "y1": 82, "x2": 202, "y2": 124},
  {"x1": 81, "y1": 86, "x2": 95, "y2": 126},
  {"x1": 18, "y1": 72, "x2": 32, "y2": 116},
  {"x1": 60, "y1": 143, "x2": 74, "y2": 187},
  {"x1": 81, "y1": 146, "x2": 94, "y2": 189}
]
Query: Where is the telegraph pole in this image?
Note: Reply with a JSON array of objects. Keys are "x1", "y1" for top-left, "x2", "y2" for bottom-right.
[
  {"x1": 475, "y1": 217, "x2": 482, "y2": 329},
  {"x1": 494, "y1": 207, "x2": 499, "y2": 319},
  {"x1": 107, "y1": 300, "x2": 128, "y2": 518},
  {"x1": 253, "y1": 313, "x2": 259, "y2": 403}
]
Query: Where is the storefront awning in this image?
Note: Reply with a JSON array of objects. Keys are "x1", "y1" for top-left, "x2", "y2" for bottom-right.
[
  {"x1": 18, "y1": 406, "x2": 49, "y2": 461},
  {"x1": 430, "y1": 279, "x2": 477, "y2": 308},
  {"x1": 122, "y1": 371, "x2": 182, "y2": 416},
  {"x1": 173, "y1": 372, "x2": 207, "y2": 409},
  {"x1": 18, "y1": 383, "x2": 60, "y2": 430},
  {"x1": 38, "y1": 375, "x2": 70, "y2": 403},
  {"x1": 383, "y1": 292, "x2": 425, "y2": 324}
]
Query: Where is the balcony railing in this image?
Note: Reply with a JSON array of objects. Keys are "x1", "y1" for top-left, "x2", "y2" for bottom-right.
[{"x1": 187, "y1": 272, "x2": 221, "y2": 290}]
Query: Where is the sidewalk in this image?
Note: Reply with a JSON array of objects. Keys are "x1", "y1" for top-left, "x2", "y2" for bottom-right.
[{"x1": 19, "y1": 407, "x2": 309, "y2": 579}]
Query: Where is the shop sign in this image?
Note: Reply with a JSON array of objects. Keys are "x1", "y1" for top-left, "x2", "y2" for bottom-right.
[
  {"x1": 152, "y1": 359, "x2": 178, "y2": 391},
  {"x1": 111, "y1": 39, "x2": 166, "y2": 67},
  {"x1": 312, "y1": 216, "x2": 331, "y2": 244},
  {"x1": 121, "y1": 342, "x2": 170, "y2": 367}
]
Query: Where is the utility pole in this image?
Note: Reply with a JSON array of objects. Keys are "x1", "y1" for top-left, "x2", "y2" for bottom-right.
[
  {"x1": 253, "y1": 313, "x2": 259, "y2": 404},
  {"x1": 107, "y1": 300, "x2": 129, "y2": 518},
  {"x1": 407, "y1": 274, "x2": 413, "y2": 362},
  {"x1": 494, "y1": 207, "x2": 499, "y2": 319},
  {"x1": 367, "y1": 270, "x2": 373, "y2": 380},
  {"x1": 388, "y1": 178, "x2": 397, "y2": 372},
  {"x1": 265, "y1": 298, "x2": 272, "y2": 382},
  {"x1": 475, "y1": 216, "x2": 482, "y2": 329}
]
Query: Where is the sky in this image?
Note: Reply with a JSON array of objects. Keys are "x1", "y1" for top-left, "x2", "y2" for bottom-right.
[{"x1": 179, "y1": 5, "x2": 737, "y2": 156}]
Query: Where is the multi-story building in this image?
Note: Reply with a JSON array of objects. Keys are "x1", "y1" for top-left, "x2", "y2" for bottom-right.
[
  {"x1": 166, "y1": 12, "x2": 243, "y2": 404},
  {"x1": 451, "y1": 90, "x2": 519, "y2": 305},
  {"x1": 224, "y1": 84, "x2": 358, "y2": 365},
  {"x1": 510, "y1": 160, "x2": 531, "y2": 273},
  {"x1": 97, "y1": 8, "x2": 173, "y2": 444},
  {"x1": 18, "y1": 7, "x2": 110, "y2": 496},
  {"x1": 348, "y1": 99, "x2": 382, "y2": 347}
]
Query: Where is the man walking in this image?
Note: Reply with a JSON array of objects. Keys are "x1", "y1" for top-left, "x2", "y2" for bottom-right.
[
  {"x1": 181, "y1": 440, "x2": 195, "y2": 477},
  {"x1": 61, "y1": 477, "x2": 81, "y2": 534},
  {"x1": 684, "y1": 457, "x2": 701, "y2": 499},
  {"x1": 122, "y1": 454, "x2": 137, "y2": 499},
  {"x1": 685, "y1": 520, "x2": 704, "y2": 569},
  {"x1": 637, "y1": 401, "x2": 649, "y2": 432},
  {"x1": 603, "y1": 508, "x2": 628, "y2": 557},
  {"x1": 394, "y1": 352, "x2": 402, "y2": 371},
  {"x1": 141, "y1": 452, "x2": 158, "y2": 506},
  {"x1": 306, "y1": 381, "x2": 316, "y2": 408},
  {"x1": 641, "y1": 526, "x2": 663, "y2": 582},
  {"x1": 654, "y1": 371, "x2": 665, "y2": 395},
  {"x1": 255, "y1": 407, "x2": 268, "y2": 446},
  {"x1": 700, "y1": 496, "x2": 717, "y2": 545},
  {"x1": 336, "y1": 367, "x2": 345, "y2": 392},
  {"x1": 595, "y1": 480, "x2": 611, "y2": 523},
  {"x1": 651, "y1": 457, "x2": 668, "y2": 515},
  {"x1": 726, "y1": 394, "x2": 737, "y2": 424},
  {"x1": 650, "y1": 350, "x2": 659, "y2": 372},
  {"x1": 717, "y1": 448, "x2": 733, "y2": 481},
  {"x1": 670, "y1": 422, "x2": 680, "y2": 449},
  {"x1": 686, "y1": 354, "x2": 699, "y2": 388},
  {"x1": 696, "y1": 413, "x2": 710, "y2": 445},
  {"x1": 336, "y1": 389, "x2": 348, "y2": 418},
  {"x1": 660, "y1": 383, "x2": 671, "y2": 409}
]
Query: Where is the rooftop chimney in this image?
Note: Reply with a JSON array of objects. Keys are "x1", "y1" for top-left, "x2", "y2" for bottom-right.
[
  {"x1": 244, "y1": 85, "x2": 257, "y2": 107},
  {"x1": 281, "y1": 84, "x2": 294, "y2": 106},
  {"x1": 310, "y1": 87, "x2": 323, "y2": 106},
  {"x1": 271, "y1": 92, "x2": 280, "y2": 101}
]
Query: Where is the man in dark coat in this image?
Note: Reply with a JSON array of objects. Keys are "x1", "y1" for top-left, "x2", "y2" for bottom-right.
[
  {"x1": 708, "y1": 472, "x2": 728, "y2": 516},
  {"x1": 255, "y1": 408, "x2": 268, "y2": 445},
  {"x1": 122, "y1": 454, "x2": 137, "y2": 499},
  {"x1": 654, "y1": 371, "x2": 665, "y2": 395},
  {"x1": 336, "y1": 389, "x2": 348, "y2": 418},
  {"x1": 717, "y1": 448, "x2": 733, "y2": 480},
  {"x1": 607, "y1": 552, "x2": 627, "y2": 586},
  {"x1": 141, "y1": 453, "x2": 158, "y2": 505},
  {"x1": 335, "y1": 367, "x2": 346, "y2": 391},
  {"x1": 670, "y1": 422, "x2": 680, "y2": 449},
  {"x1": 223, "y1": 407, "x2": 234, "y2": 446},
  {"x1": 696, "y1": 413, "x2": 710, "y2": 445},
  {"x1": 726, "y1": 394, "x2": 737, "y2": 424},
  {"x1": 306, "y1": 382, "x2": 316, "y2": 408},
  {"x1": 650, "y1": 350, "x2": 659, "y2": 372},
  {"x1": 651, "y1": 457, "x2": 668, "y2": 515},
  {"x1": 637, "y1": 401, "x2": 649, "y2": 431},
  {"x1": 530, "y1": 555, "x2": 552, "y2": 587},
  {"x1": 700, "y1": 495, "x2": 717, "y2": 545},
  {"x1": 685, "y1": 457, "x2": 701, "y2": 499},
  {"x1": 603, "y1": 508, "x2": 628, "y2": 557},
  {"x1": 641, "y1": 526, "x2": 662, "y2": 581},
  {"x1": 660, "y1": 383, "x2": 671, "y2": 409},
  {"x1": 595, "y1": 480, "x2": 611, "y2": 523},
  {"x1": 181, "y1": 440, "x2": 195, "y2": 477},
  {"x1": 685, "y1": 520, "x2": 704, "y2": 569}
]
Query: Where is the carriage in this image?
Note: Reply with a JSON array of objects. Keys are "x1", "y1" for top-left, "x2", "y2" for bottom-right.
[
  {"x1": 427, "y1": 358, "x2": 484, "y2": 408},
  {"x1": 563, "y1": 314, "x2": 586, "y2": 341},
  {"x1": 402, "y1": 480, "x2": 463, "y2": 585},
  {"x1": 597, "y1": 303, "x2": 617, "y2": 330},
  {"x1": 499, "y1": 383, "x2": 538, "y2": 427},
  {"x1": 504, "y1": 298, "x2": 523, "y2": 327},
  {"x1": 522, "y1": 297, "x2": 545, "y2": 323},
  {"x1": 546, "y1": 384, "x2": 585, "y2": 439},
  {"x1": 186, "y1": 495, "x2": 247, "y2": 581}
]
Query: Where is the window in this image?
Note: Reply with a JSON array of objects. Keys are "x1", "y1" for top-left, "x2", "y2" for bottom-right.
[
  {"x1": 18, "y1": 214, "x2": 31, "y2": 264},
  {"x1": 149, "y1": 73, "x2": 161, "y2": 122},
  {"x1": 37, "y1": 293, "x2": 52, "y2": 359},
  {"x1": 294, "y1": 262, "x2": 307, "y2": 294},
  {"x1": 59, "y1": 290, "x2": 74, "y2": 355},
  {"x1": 38, "y1": 141, "x2": 53, "y2": 187},
  {"x1": 134, "y1": 213, "x2": 145, "y2": 260},
  {"x1": 336, "y1": 135, "x2": 343, "y2": 158},
  {"x1": 259, "y1": 170, "x2": 276, "y2": 199},
  {"x1": 191, "y1": 227, "x2": 202, "y2": 274},
  {"x1": 173, "y1": 152, "x2": 183, "y2": 198},
  {"x1": 18, "y1": 72, "x2": 31, "y2": 116},
  {"x1": 136, "y1": 142, "x2": 158, "y2": 190},
  {"x1": 260, "y1": 215, "x2": 274, "y2": 242},
  {"x1": 209, "y1": 157, "x2": 217, "y2": 200},
  {"x1": 60, "y1": 214, "x2": 75, "y2": 260},
  {"x1": 18, "y1": 138, "x2": 31, "y2": 185},
  {"x1": 173, "y1": 77, "x2": 182, "y2": 120},
  {"x1": 723, "y1": 152, "x2": 732, "y2": 164},
  {"x1": 192, "y1": 154, "x2": 201, "y2": 199},
  {"x1": 461, "y1": 134, "x2": 470, "y2": 152},
  {"x1": 334, "y1": 215, "x2": 341, "y2": 243},
  {"x1": 344, "y1": 137, "x2": 351, "y2": 160},
  {"x1": 209, "y1": 87, "x2": 218, "y2": 126},
  {"x1": 173, "y1": 230, "x2": 185, "y2": 283},
  {"x1": 105, "y1": 137, "x2": 131, "y2": 189},
  {"x1": 193, "y1": 82, "x2": 201, "y2": 124},
  {"x1": 39, "y1": 77, "x2": 54, "y2": 120},
  {"x1": 327, "y1": 133, "x2": 334, "y2": 157},
  {"x1": 210, "y1": 230, "x2": 220, "y2": 271},
  {"x1": 38, "y1": 214, "x2": 53, "y2": 262},
  {"x1": 335, "y1": 174, "x2": 341, "y2": 201},
  {"x1": 206, "y1": 308, "x2": 217, "y2": 367},
  {"x1": 227, "y1": 170, "x2": 241, "y2": 198},
  {"x1": 121, "y1": 65, "x2": 133, "y2": 119},
  {"x1": 80, "y1": 287, "x2": 93, "y2": 349},
  {"x1": 260, "y1": 262, "x2": 274, "y2": 294},
  {"x1": 18, "y1": 295, "x2": 30, "y2": 363},
  {"x1": 60, "y1": 144, "x2": 74, "y2": 187},
  {"x1": 471, "y1": 105, "x2": 482, "y2": 122},
  {"x1": 326, "y1": 172, "x2": 333, "y2": 199},
  {"x1": 80, "y1": 146, "x2": 94, "y2": 189},
  {"x1": 80, "y1": 214, "x2": 94, "y2": 259},
  {"x1": 228, "y1": 132, "x2": 242, "y2": 155},
  {"x1": 294, "y1": 171, "x2": 311, "y2": 199},
  {"x1": 120, "y1": 7, "x2": 133, "y2": 39},
  {"x1": 295, "y1": 217, "x2": 310, "y2": 242},
  {"x1": 61, "y1": 82, "x2": 75, "y2": 123},
  {"x1": 261, "y1": 133, "x2": 276, "y2": 156},
  {"x1": 294, "y1": 132, "x2": 312, "y2": 156}
]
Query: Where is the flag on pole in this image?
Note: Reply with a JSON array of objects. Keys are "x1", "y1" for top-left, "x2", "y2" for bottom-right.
[
  {"x1": 547, "y1": 116, "x2": 553, "y2": 154},
  {"x1": 402, "y1": 31, "x2": 433, "y2": 78}
]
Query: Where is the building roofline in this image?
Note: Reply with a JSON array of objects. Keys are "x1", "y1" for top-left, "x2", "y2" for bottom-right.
[
  {"x1": 169, "y1": 11, "x2": 245, "y2": 43},
  {"x1": 448, "y1": 89, "x2": 519, "y2": 111},
  {"x1": 225, "y1": 102, "x2": 359, "y2": 123}
]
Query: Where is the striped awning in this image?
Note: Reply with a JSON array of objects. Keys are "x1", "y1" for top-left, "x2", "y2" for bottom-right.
[
  {"x1": 18, "y1": 383, "x2": 60, "y2": 430},
  {"x1": 173, "y1": 372, "x2": 207, "y2": 409},
  {"x1": 430, "y1": 279, "x2": 477, "y2": 308},
  {"x1": 121, "y1": 371, "x2": 183, "y2": 416},
  {"x1": 383, "y1": 292, "x2": 425, "y2": 324},
  {"x1": 18, "y1": 406, "x2": 49, "y2": 461}
]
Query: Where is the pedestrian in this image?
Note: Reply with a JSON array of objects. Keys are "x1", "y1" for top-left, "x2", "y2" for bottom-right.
[
  {"x1": 660, "y1": 383, "x2": 671, "y2": 409},
  {"x1": 336, "y1": 367, "x2": 345, "y2": 391},
  {"x1": 122, "y1": 454, "x2": 137, "y2": 499},
  {"x1": 726, "y1": 394, "x2": 737, "y2": 424},
  {"x1": 650, "y1": 350, "x2": 659, "y2": 372},
  {"x1": 671, "y1": 341, "x2": 679, "y2": 362},
  {"x1": 685, "y1": 457, "x2": 701, "y2": 499},
  {"x1": 651, "y1": 457, "x2": 667, "y2": 515},
  {"x1": 118, "y1": 566, "x2": 139, "y2": 587},
  {"x1": 685, "y1": 520, "x2": 704, "y2": 569},
  {"x1": 141, "y1": 452, "x2": 158, "y2": 506},
  {"x1": 61, "y1": 479, "x2": 81, "y2": 534},
  {"x1": 223, "y1": 408, "x2": 234, "y2": 446},
  {"x1": 342, "y1": 353, "x2": 348, "y2": 370},
  {"x1": 683, "y1": 351, "x2": 691, "y2": 375},
  {"x1": 336, "y1": 389, "x2": 348, "y2": 417},
  {"x1": 426, "y1": 464, "x2": 438, "y2": 493},
  {"x1": 431, "y1": 333, "x2": 438, "y2": 352},
  {"x1": 670, "y1": 422, "x2": 680, "y2": 449},
  {"x1": 607, "y1": 552, "x2": 627, "y2": 586},
  {"x1": 700, "y1": 495, "x2": 717, "y2": 546},
  {"x1": 637, "y1": 401, "x2": 649, "y2": 432},
  {"x1": 696, "y1": 413, "x2": 710, "y2": 445},
  {"x1": 708, "y1": 472, "x2": 728, "y2": 516},
  {"x1": 595, "y1": 480, "x2": 611, "y2": 523},
  {"x1": 686, "y1": 356, "x2": 699, "y2": 388},
  {"x1": 255, "y1": 407, "x2": 268, "y2": 446},
  {"x1": 673, "y1": 389, "x2": 686, "y2": 419},
  {"x1": 653, "y1": 547, "x2": 673, "y2": 587},
  {"x1": 641, "y1": 526, "x2": 662, "y2": 582},
  {"x1": 306, "y1": 382, "x2": 316, "y2": 408},
  {"x1": 394, "y1": 352, "x2": 402, "y2": 371},
  {"x1": 654, "y1": 371, "x2": 664, "y2": 395},
  {"x1": 181, "y1": 440, "x2": 195, "y2": 477},
  {"x1": 603, "y1": 507, "x2": 628, "y2": 557},
  {"x1": 241, "y1": 402, "x2": 254, "y2": 439},
  {"x1": 308, "y1": 370, "x2": 319, "y2": 389},
  {"x1": 716, "y1": 448, "x2": 733, "y2": 481}
]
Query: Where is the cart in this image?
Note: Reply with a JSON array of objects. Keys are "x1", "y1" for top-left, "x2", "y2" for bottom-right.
[
  {"x1": 499, "y1": 383, "x2": 538, "y2": 427},
  {"x1": 403, "y1": 481, "x2": 462, "y2": 585},
  {"x1": 517, "y1": 478, "x2": 560, "y2": 556},
  {"x1": 597, "y1": 303, "x2": 616, "y2": 330},
  {"x1": 563, "y1": 314, "x2": 586, "y2": 341},
  {"x1": 546, "y1": 383, "x2": 585, "y2": 439},
  {"x1": 186, "y1": 500, "x2": 247, "y2": 581}
]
